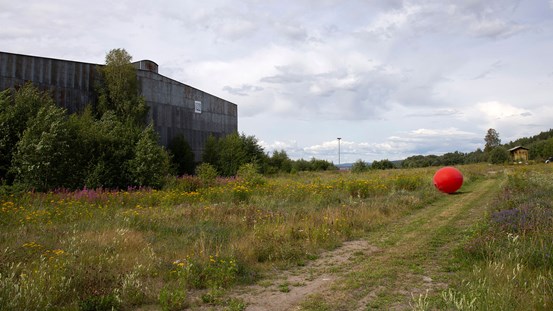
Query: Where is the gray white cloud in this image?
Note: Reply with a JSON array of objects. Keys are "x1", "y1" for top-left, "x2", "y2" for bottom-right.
[{"x1": 1, "y1": 0, "x2": 552, "y2": 162}]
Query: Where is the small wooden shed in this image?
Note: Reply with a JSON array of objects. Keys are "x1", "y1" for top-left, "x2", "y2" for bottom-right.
[{"x1": 509, "y1": 146, "x2": 529, "y2": 162}]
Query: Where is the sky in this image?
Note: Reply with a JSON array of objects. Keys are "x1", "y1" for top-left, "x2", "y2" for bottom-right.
[{"x1": 1, "y1": 0, "x2": 553, "y2": 163}]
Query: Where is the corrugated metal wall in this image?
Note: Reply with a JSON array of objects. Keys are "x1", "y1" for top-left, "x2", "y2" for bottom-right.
[
  {"x1": 0, "y1": 52, "x2": 97, "y2": 113},
  {"x1": 0, "y1": 51, "x2": 238, "y2": 161}
]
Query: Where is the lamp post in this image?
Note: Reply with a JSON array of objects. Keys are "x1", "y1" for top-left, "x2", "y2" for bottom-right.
[{"x1": 337, "y1": 137, "x2": 341, "y2": 166}]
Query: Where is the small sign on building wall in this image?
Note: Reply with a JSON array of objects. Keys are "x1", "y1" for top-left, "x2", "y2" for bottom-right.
[{"x1": 194, "y1": 101, "x2": 202, "y2": 114}]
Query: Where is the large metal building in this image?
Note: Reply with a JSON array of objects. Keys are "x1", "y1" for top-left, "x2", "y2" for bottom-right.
[{"x1": 0, "y1": 51, "x2": 238, "y2": 161}]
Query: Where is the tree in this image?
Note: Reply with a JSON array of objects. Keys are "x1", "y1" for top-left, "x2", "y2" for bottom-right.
[
  {"x1": 371, "y1": 159, "x2": 395, "y2": 170},
  {"x1": 97, "y1": 48, "x2": 148, "y2": 125},
  {"x1": 465, "y1": 148, "x2": 487, "y2": 164},
  {"x1": 218, "y1": 133, "x2": 247, "y2": 176},
  {"x1": 292, "y1": 159, "x2": 310, "y2": 172},
  {"x1": 11, "y1": 105, "x2": 74, "y2": 191},
  {"x1": 202, "y1": 135, "x2": 220, "y2": 168},
  {"x1": 268, "y1": 150, "x2": 292, "y2": 173},
  {"x1": 0, "y1": 84, "x2": 55, "y2": 182},
  {"x1": 168, "y1": 134, "x2": 195, "y2": 176},
  {"x1": 129, "y1": 125, "x2": 171, "y2": 188},
  {"x1": 488, "y1": 147, "x2": 510, "y2": 164},
  {"x1": 441, "y1": 151, "x2": 465, "y2": 166},
  {"x1": 484, "y1": 128, "x2": 501, "y2": 153},
  {"x1": 240, "y1": 133, "x2": 268, "y2": 172},
  {"x1": 200, "y1": 133, "x2": 268, "y2": 176},
  {"x1": 351, "y1": 159, "x2": 369, "y2": 173},
  {"x1": 0, "y1": 89, "x2": 14, "y2": 180},
  {"x1": 84, "y1": 112, "x2": 140, "y2": 189}
]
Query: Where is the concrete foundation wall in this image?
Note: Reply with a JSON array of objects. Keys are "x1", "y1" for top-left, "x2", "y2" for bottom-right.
[{"x1": 0, "y1": 51, "x2": 238, "y2": 161}]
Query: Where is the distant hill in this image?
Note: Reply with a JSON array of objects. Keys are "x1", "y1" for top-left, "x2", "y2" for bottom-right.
[
  {"x1": 336, "y1": 160, "x2": 402, "y2": 170},
  {"x1": 504, "y1": 129, "x2": 553, "y2": 149},
  {"x1": 399, "y1": 128, "x2": 553, "y2": 168},
  {"x1": 340, "y1": 129, "x2": 553, "y2": 170},
  {"x1": 336, "y1": 163, "x2": 354, "y2": 170}
]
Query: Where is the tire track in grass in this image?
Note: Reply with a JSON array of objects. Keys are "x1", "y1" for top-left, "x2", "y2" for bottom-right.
[
  {"x1": 217, "y1": 176, "x2": 503, "y2": 310},
  {"x1": 336, "y1": 177, "x2": 504, "y2": 310}
]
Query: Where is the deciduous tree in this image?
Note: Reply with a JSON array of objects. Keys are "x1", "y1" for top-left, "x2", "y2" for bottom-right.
[
  {"x1": 97, "y1": 48, "x2": 148, "y2": 125},
  {"x1": 11, "y1": 105, "x2": 74, "y2": 190},
  {"x1": 168, "y1": 134, "x2": 195, "y2": 176},
  {"x1": 484, "y1": 128, "x2": 501, "y2": 153}
]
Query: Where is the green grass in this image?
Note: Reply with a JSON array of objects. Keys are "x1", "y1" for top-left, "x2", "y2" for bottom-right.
[
  {"x1": 437, "y1": 165, "x2": 553, "y2": 310},
  {"x1": 1, "y1": 164, "x2": 550, "y2": 310}
]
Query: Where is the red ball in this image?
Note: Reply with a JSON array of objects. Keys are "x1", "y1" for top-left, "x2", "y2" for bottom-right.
[{"x1": 433, "y1": 167, "x2": 463, "y2": 194}]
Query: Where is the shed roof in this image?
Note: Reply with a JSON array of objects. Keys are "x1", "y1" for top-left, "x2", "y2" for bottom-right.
[{"x1": 508, "y1": 146, "x2": 529, "y2": 152}]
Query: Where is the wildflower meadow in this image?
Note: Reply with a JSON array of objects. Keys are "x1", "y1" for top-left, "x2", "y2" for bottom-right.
[{"x1": 0, "y1": 163, "x2": 551, "y2": 310}]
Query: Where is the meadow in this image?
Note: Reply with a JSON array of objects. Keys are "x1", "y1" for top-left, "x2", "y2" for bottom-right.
[
  {"x1": 0, "y1": 164, "x2": 551, "y2": 310},
  {"x1": 437, "y1": 164, "x2": 553, "y2": 310}
]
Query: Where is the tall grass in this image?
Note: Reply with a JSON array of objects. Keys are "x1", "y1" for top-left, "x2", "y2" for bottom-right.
[
  {"x1": 0, "y1": 165, "x2": 481, "y2": 309},
  {"x1": 441, "y1": 165, "x2": 553, "y2": 310}
]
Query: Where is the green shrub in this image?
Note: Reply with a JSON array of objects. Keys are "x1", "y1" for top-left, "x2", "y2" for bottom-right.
[
  {"x1": 10, "y1": 104, "x2": 75, "y2": 191},
  {"x1": 79, "y1": 293, "x2": 120, "y2": 311},
  {"x1": 371, "y1": 159, "x2": 395, "y2": 170},
  {"x1": 172, "y1": 256, "x2": 239, "y2": 289},
  {"x1": 237, "y1": 163, "x2": 266, "y2": 186},
  {"x1": 489, "y1": 147, "x2": 510, "y2": 164},
  {"x1": 196, "y1": 163, "x2": 218, "y2": 187},
  {"x1": 159, "y1": 286, "x2": 188, "y2": 311},
  {"x1": 0, "y1": 87, "x2": 47, "y2": 182},
  {"x1": 83, "y1": 112, "x2": 139, "y2": 189},
  {"x1": 394, "y1": 175, "x2": 425, "y2": 191},
  {"x1": 351, "y1": 159, "x2": 369, "y2": 173},
  {"x1": 129, "y1": 125, "x2": 171, "y2": 188},
  {"x1": 168, "y1": 134, "x2": 195, "y2": 176}
]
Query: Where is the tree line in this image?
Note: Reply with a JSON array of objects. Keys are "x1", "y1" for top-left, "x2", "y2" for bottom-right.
[
  {"x1": 0, "y1": 49, "x2": 336, "y2": 191},
  {"x1": 0, "y1": 49, "x2": 169, "y2": 191},
  {"x1": 350, "y1": 127, "x2": 553, "y2": 171},
  {"x1": 399, "y1": 128, "x2": 553, "y2": 169}
]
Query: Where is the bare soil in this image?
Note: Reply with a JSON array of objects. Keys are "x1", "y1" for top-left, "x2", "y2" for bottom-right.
[{"x1": 233, "y1": 240, "x2": 380, "y2": 311}]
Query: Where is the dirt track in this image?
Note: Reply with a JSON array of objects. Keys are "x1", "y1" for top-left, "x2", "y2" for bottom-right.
[{"x1": 222, "y1": 177, "x2": 503, "y2": 310}]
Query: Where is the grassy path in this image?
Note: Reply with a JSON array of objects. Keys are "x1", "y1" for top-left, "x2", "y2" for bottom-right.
[
  {"x1": 221, "y1": 176, "x2": 503, "y2": 310},
  {"x1": 339, "y1": 177, "x2": 504, "y2": 310}
]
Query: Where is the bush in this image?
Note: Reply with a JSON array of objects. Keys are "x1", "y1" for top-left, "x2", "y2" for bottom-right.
[
  {"x1": 0, "y1": 84, "x2": 54, "y2": 182},
  {"x1": 351, "y1": 159, "x2": 369, "y2": 173},
  {"x1": 195, "y1": 163, "x2": 218, "y2": 187},
  {"x1": 268, "y1": 150, "x2": 292, "y2": 174},
  {"x1": 129, "y1": 125, "x2": 172, "y2": 189},
  {"x1": 237, "y1": 163, "x2": 265, "y2": 186},
  {"x1": 371, "y1": 159, "x2": 395, "y2": 170},
  {"x1": 83, "y1": 113, "x2": 140, "y2": 189},
  {"x1": 168, "y1": 134, "x2": 195, "y2": 176},
  {"x1": 489, "y1": 147, "x2": 510, "y2": 164},
  {"x1": 10, "y1": 105, "x2": 75, "y2": 191},
  {"x1": 394, "y1": 175, "x2": 425, "y2": 191}
]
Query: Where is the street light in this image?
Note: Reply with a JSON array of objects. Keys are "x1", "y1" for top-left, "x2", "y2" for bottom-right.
[{"x1": 337, "y1": 137, "x2": 341, "y2": 166}]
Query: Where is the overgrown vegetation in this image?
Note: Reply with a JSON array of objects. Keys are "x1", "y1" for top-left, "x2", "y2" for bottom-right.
[
  {"x1": 2, "y1": 48, "x2": 552, "y2": 309},
  {"x1": 201, "y1": 135, "x2": 336, "y2": 177},
  {"x1": 0, "y1": 49, "x2": 170, "y2": 190},
  {"x1": 350, "y1": 159, "x2": 396, "y2": 173},
  {"x1": 0, "y1": 165, "x2": 441, "y2": 309},
  {"x1": 438, "y1": 165, "x2": 553, "y2": 310},
  {"x1": 0, "y1": 48, "x2": 336, "y2": 190}
]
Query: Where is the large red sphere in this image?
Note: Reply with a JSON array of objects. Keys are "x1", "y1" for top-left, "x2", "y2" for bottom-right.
[{"x1": 433, "y1": 167, "x2": 463, "y2": 194}]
